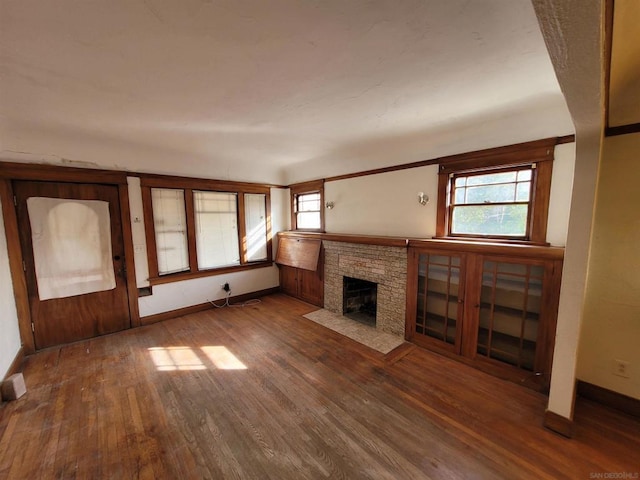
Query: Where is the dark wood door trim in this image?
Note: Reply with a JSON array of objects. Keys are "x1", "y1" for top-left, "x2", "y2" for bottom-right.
[
  {"x1": 0, "y1": 179, "x2": 35, "y2": 354},
  {"x1": 0, "y1": 162, "x2": 141, "y2": 352},
  {"x1": 118, "y1": 184, "x2": 140, "y2": 327},
  {"x1": 13, "y1": 181, "x2": 132, "y2": 348}
]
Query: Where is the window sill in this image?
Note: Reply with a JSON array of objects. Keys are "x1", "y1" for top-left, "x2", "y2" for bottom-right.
[
  {"x1": 148, "y1": 261, "x2": 274, "y2": 286},
  {"x1": 433, "y1": 236, "x2": 550, "y2": 247}
]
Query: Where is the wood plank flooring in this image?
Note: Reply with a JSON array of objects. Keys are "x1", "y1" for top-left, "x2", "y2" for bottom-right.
[{"x1": 1, "y1": 294, "x2": 638, "y2": 479}]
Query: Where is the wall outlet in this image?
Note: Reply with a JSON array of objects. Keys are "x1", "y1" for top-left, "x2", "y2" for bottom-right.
[
  {"x1": 612, "y1": 359, "x2": 630, "y2": 378},
  {"x1": 221, "y1": 282, "x2": 231, "y2": 292}
]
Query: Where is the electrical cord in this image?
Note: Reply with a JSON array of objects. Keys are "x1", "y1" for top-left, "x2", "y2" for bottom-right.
[{"x1": 209, "y1": 291, "x2": 262, "y2": 309}]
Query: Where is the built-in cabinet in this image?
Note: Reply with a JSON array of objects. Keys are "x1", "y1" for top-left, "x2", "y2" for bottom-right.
[
  {"x1": 406, "y1": 240, "x2": 563, "y2": 391},
  {"x1": 276, "y1": 234, "x2": 324, "y2": 307},
  {"x1": 279, "y1": 260, "x2": 324, "y2": 307}
]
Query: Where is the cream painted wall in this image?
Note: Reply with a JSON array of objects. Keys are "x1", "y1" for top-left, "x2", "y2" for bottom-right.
[
  {"x1": 578, "y1": 133, "x2": 640, "y2": 399},
  {"x1": 133, "y1": 185, "x2": 288, "y2": 318},
  {"x1": 325, "y1": 165, "x2": 439, "y2": 238},
  {"x1": 0, "y1": 197, "x2": 22, "y2": 379},
  {"x1": 546, "y1": 143, "x2": 576, "y2": 246},
  {"x1": 324, "y1": 144, "x2": 575, "y2": 244},
  {"x1": 138, "y1": 266, "x2": 280, "y2": 317}
]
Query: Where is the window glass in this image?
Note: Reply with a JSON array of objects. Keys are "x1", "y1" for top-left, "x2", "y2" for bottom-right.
[
  {"x1": 194, "y1": 191, "x2": 240, "y2": 269},
  {"x1": 451, "y1": 204, "x2": 528, "y2": 236},
  {"x1": 296, "y1": 192, "x2": 321, "y2": 229},
  {"x1": 151, "y1": 188, "x2": 190, "y2": 275},
  {"x1": 450, "y1": 167, "x2": 532, "y2": 237},
  {"x1": 244, "y1": 193, "x2": 268, "y2": 262}
]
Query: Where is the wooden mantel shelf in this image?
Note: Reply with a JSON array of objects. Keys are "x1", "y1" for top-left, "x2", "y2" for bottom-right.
[
  {"x1": 277, "y1": 232, "x2": 564, "y2": 260},
  {"x1": 277, "y1": 231, "x2": 408, "y2": 248}
]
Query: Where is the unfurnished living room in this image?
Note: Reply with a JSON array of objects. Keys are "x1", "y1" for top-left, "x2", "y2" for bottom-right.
[{"x1": 1, "y1": 0, "x2": 639, "y2": 478}]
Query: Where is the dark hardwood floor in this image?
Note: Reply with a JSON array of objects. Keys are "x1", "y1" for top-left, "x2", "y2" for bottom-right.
[{"x1": 1, "y1": 294, "x2": 638, "y2": 479}]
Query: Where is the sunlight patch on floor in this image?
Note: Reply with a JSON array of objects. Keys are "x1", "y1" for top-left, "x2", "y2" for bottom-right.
[
  {"x1": 148, "y1": 346, "x2": 247, "y2": 371},
  {"x1": 201, "y1": 346, "x2": 248, "y2": 370}
]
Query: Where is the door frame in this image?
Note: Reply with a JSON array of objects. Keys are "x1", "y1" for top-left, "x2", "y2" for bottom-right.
[{"x1": 0, "y1": 162, "x2": 140, "y2": 354}]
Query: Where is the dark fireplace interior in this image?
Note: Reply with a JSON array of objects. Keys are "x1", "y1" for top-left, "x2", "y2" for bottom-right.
[{"x1": 343, "y1": 276, "x2": 377, "y2": 327}]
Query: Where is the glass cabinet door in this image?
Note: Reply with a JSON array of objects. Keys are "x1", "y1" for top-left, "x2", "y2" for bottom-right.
[
  {"x1": 415, "y1": 253, "x2": 463, "y2": 350},
  {"x1": 476, "y1": 260, "x2": 544, "y2": 371}
]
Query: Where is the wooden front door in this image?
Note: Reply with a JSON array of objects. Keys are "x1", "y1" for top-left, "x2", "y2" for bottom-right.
[{"x1": 13, "y1": 181, "x2": 131, "y2": 349}]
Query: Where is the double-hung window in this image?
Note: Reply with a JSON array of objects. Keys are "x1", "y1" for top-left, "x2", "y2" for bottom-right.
[
  {"x1": 141, "y1": 175, "x2": 271, "y2": 283},
  {"x1": 436, "y1": 138, "x2": 555, "y2": 244},
  {"x1": 449, "y1": 166, "x2": 533, "y2": 238},
  {"x1": 290, "y1": 180, "x2": 324, "y2": 231}
]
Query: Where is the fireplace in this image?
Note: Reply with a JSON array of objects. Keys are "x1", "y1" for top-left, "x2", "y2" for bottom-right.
[
  {"x1": 324, "y1": 240, "x2": 407, "y2": 337},
  {"x1": 343, "y1": 276, "x2": 377, "y2": 327}
]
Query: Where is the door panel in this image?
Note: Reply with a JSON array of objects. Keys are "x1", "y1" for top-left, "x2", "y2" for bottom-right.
[{"x1": 14, "y1": 181, "x2": 131, "y2": 349}]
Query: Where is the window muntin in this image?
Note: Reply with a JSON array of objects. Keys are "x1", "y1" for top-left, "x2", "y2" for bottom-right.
[
  {"x1": 244, "y1": 193, "x2": 268, "y2": 262},
  {"x1": 193, "y1": 191, "x2": 240, "y2": 269},
  {"x1": 449, "y1": 166, "x2": 534, "y2": 238},
  {"x1": 151, "y1": 188, "x2": 190, "y2": 275},
  {"x1": 295, "y1": 192, "x2": 321, "y2": 229}
]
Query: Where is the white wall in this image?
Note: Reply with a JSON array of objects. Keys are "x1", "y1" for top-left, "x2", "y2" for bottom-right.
[
  {"x1": 0, "y1": 197, "x2": 22, "y2": 379},
  {"x1": 130, "y1": 182, "x2": 288, "y2": 318},
  {"x1": 546, "y1": 142, "x2": 576, "y2": 246},
  {"x1": 324, "y1": 144, "x2": 575, "y2": 244},
  {"x1": 127, "y1": 177, "x2": 150, "y2": 288}
]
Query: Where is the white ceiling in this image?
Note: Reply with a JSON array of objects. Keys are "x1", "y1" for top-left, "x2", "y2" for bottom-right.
[{"x1": 0, "y1": 0, "x2": 574, "y2": 185}]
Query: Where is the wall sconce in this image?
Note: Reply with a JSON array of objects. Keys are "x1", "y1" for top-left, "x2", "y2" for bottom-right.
[
  {"x1": 417, "y1": 192, "x2": 429, "y2": 206},
  {"x1": 325, "y1": 201, "x2": 335, "y2": 210}
]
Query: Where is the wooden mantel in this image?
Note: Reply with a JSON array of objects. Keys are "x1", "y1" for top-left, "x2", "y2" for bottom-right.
[
  {"x1": 277, "y1": 232, "x2": 565, "y2": 260},
  {"x1": 277, "y1": 231, "x2": 409, "y2": 248}
]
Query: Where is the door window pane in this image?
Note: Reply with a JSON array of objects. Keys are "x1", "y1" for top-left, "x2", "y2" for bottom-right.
[
  {"x1": 194, "y1": 191, "x2": 240, "y2": 269},
  {"x1": 244, "y1": 193, "x2": 268, "y2": 262},
  {"x1": 151, "y1": 188, "x2": 189, "y2": 275}
]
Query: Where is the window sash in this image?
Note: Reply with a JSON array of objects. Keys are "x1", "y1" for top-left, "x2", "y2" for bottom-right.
[
  {"x1": 295, "y1": 192, "x2": 321, "y2": 229},
  {"x1": 194, "y1": 191, "x2": 240, "y2": 270},
  {"x1": 447, "y1": 165, "x2": 536, "y2": 240},
  {"x1": 151, "y1": 188, "x2": 190, "y2": 275},
  {"x1": 244, "y1": 193, "x2": 268, "y2": 262}
]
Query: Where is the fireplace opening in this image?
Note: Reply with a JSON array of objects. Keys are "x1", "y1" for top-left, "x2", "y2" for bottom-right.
[{"x1": 343, "y1": 276, "x2": 377, "y2": 327}]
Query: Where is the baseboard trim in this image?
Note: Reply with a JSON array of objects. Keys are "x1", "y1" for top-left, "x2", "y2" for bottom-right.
[
  {"x1": 577, "y1": 380, "x2": 640, "y2": 418},
  {"x1": 543, "y1": 410, "x2": 574, "y2": 438},
  {"x1": 3, "y1": 346, "x2": 25, "y2": 382},
  {"x1": 140, "y1": 287, "x2": 280, "y2": 326}
]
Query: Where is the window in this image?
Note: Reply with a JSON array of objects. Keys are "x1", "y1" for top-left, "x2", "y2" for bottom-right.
[
  {"x1": 151, "y1": 188, "x2": 190, "y2": 275},
  {"x1": 290, "y1": 180, "x2": 324, "y2": 231},
  {"x1": 141, "y1": 175, "x2": 272, "y2": 284},
  {"x1": 436, "y1": 138, "x2": 555, "y2": 244},
  {"x1": 244, "y1": 193, "x2": 268, "y2": 262},
  {"x1": 450, "y1": 167, "x2": 533, "y2": 237},
  {"x1": 295, "y1": 192, "x2": 321, "y2": 229},
  {"x1": 194, "y1": 191, "x2": 240, "y2": 269}
]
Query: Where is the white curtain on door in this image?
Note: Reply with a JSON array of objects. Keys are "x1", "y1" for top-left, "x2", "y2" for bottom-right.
[{"x1": 27, "y1": 197, "x2": 116, "y2": 301}]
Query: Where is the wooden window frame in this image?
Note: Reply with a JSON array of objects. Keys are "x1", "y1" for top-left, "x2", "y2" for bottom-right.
[
  {"x1": 436, "y1": 138, "x2": 555, "y2": 245},
  {"x1": 290, "y1": 179, "x2": 324, "y2": 232},
  {"x1": 140, "y1": 174, "x2": 273, "y2": 286}
]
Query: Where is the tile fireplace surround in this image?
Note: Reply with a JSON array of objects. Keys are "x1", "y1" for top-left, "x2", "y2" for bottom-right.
[{"x1": 323, "y1": 240, "x2": 407, "y2": 337}]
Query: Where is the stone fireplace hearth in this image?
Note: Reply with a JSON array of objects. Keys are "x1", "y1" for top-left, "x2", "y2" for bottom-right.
[{"x1": 324, "y1": 240, "x2": 407, "y2": 337}]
